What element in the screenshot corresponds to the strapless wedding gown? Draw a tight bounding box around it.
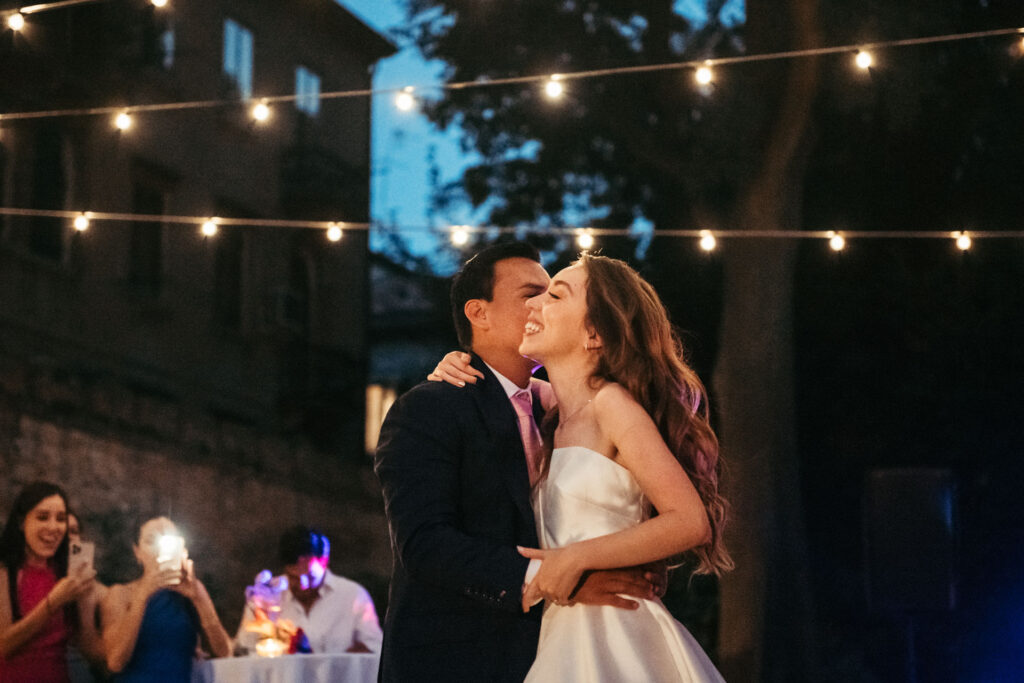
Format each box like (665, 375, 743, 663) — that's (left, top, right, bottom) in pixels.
(524, 446, 725, 683)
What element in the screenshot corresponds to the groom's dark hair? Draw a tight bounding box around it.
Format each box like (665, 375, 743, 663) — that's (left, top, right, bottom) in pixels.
(450, 241, 541, 349)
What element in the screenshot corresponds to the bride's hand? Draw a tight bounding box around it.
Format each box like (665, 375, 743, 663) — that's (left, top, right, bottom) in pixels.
(518, 546, 586, 610)
(427, 351, 484, 387)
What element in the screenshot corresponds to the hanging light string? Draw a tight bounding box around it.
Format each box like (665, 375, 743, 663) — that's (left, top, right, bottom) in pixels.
(4, 0, 166, 28)
(1, 26, 1023, 122)
(2, 20, 1022, 252)
(0, 207, 1021, 244)
(0, 207, 356, 230)
(14, 0, 113, 15)
(0, 88, 377, 123)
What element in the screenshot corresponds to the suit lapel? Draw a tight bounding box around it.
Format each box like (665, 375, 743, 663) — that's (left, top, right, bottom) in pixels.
(469, 355, 537, 538)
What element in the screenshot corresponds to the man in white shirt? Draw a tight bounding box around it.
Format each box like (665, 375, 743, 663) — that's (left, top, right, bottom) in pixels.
(235, 526, 382, 654)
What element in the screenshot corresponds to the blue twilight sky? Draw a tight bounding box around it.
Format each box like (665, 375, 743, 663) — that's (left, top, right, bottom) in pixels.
(339, 0, 744, 258)
(340, 0, 476, 257)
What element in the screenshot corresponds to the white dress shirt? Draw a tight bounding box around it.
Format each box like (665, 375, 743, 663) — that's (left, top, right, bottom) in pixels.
(235, 570, 383, 654)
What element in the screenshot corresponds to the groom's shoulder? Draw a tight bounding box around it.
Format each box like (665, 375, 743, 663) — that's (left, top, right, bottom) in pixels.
(394, 379, 480, 412)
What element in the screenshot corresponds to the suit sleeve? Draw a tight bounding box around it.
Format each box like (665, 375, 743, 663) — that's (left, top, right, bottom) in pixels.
(374, 385, 529, 614)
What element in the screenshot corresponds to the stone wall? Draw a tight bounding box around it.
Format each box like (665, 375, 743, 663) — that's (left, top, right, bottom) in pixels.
(0, 358, 393, 633)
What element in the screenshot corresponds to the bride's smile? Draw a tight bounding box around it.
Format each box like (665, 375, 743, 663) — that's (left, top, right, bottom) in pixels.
(518, 264, 592, 363)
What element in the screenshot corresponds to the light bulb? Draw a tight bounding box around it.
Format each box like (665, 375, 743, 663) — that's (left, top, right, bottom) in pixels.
(114, 111, 133, 131)
(7, 12, 24, 32)
(699, 230, 716, 252)
(73, 213, 90, 232)
(954, 231, 971, 251)
(828, 231, 846, 252)
(855, 50, 873, 70)
(251, 101, 271, 122)
(544, 76, 564, 99)
(450, 227, 470, 246)
(395, 87, 415, 112)
(151, 0, 168, 7)
(576, 231, 595, 250)
(695, 65, 713, 86)
(326, 223, 343, 242)
(201, 219, 219, 237)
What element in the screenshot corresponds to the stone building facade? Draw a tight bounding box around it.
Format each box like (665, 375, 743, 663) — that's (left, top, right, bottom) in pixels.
(0, 0, 395, 623)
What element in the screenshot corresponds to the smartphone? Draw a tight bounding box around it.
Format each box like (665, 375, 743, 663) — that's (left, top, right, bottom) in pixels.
(156, 534, 185, 581)
(69, 540, 95, 575)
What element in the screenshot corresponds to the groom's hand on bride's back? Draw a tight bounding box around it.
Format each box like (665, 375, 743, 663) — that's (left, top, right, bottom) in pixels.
(642, 561, 669, 598)
(568, 566, 662, 610)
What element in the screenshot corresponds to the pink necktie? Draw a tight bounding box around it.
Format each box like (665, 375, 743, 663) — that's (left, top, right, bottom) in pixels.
(511, 388, 543, 485)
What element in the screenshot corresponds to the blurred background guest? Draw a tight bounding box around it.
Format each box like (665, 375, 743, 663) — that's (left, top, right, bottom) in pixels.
(235, 526, 382, 655)
(100, 517, 229, 682)
(0, 481, 100, 683)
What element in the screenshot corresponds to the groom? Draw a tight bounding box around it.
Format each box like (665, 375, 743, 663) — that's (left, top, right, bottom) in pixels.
(374, 242, 658, 682)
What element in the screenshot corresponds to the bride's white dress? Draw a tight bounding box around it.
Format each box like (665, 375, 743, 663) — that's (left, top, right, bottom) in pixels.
(524, 446, 725, 683)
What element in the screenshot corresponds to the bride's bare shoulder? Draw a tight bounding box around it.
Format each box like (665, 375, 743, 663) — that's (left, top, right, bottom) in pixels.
(593, 382, 642, 415)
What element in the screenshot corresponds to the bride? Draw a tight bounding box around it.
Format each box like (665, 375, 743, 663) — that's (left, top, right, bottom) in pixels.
(438, 253, 732, 681)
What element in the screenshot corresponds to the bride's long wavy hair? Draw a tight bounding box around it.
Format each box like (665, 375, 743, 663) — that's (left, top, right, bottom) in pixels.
(573, 253, 732, 576)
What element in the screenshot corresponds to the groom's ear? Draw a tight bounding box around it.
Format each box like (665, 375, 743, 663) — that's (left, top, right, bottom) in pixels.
(586, 327, 603, 349)
(464, 299, 490, 331)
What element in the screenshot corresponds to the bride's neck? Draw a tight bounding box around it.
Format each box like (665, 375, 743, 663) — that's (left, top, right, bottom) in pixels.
(546, 357, 598, 417)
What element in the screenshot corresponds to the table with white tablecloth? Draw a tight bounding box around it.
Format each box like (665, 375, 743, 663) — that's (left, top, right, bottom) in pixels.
(191, 653, 379, 683)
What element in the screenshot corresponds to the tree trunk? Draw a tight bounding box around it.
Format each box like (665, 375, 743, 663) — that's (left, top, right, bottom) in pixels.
(714, 1, 821, 681)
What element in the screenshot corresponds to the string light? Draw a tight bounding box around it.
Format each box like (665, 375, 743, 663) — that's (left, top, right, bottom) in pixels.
(954, 231, 972, 250)
(114, 111, 132, 131)
(695, 64, 714, 85)
(326, 222, 343, 242)
(450, 226, 470, 246)
(544, 75, 564, 99)
(73, 212, 90, 232)
(251, 100, 271, 123)
(394, 87, 416, 112)
(201, 218, 219, 237)
(2, 207, 1024, 247)
(855, 50, 874, 69)
(7, 12, 25, 31)
(699, 229, 717, 252)
(828, 231, 846, 251)
(576, 230, 595, 249)
(3, 27, 1022, 124)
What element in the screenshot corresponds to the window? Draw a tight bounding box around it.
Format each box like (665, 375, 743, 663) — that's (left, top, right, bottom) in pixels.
(160, 27, 175, 70)
(365, 384, 397, 453)
(295, 66, 321, 117)
(223, 18, 253, 99)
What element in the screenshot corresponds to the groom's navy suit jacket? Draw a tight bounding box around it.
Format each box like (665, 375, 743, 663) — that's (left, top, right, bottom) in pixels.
(374, 355, 544, 682)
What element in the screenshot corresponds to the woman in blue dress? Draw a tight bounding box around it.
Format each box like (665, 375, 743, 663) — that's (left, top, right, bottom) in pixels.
(100, 517, 230, 682)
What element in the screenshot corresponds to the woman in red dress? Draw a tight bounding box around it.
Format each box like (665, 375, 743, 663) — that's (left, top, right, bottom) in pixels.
(0, 482, 99, 682)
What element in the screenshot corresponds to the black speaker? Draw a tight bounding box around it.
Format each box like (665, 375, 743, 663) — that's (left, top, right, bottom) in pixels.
(863, 468, 956, 613)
